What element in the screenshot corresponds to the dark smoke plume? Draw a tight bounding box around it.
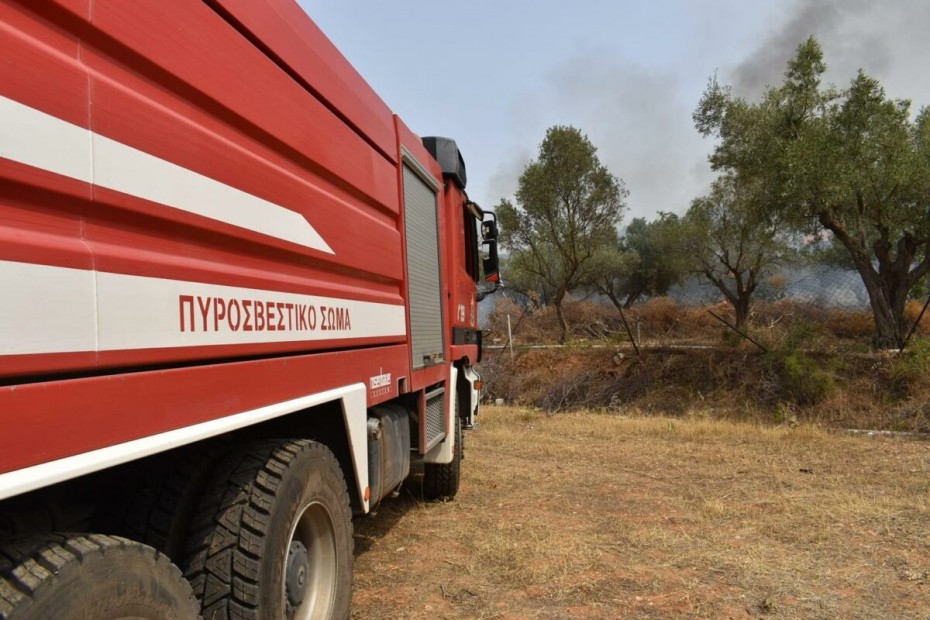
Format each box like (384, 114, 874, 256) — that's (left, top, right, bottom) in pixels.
(730, 0, 928, 103)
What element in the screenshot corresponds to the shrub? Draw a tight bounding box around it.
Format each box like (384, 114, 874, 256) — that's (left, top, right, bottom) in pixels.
(720, 328, 742, 347)
(905, 300, 930, 335)
(766, 321, 836, 405)
(891, 337, 930, 392)
(779, 351, 836, 404)
(784, 320, 819, 350)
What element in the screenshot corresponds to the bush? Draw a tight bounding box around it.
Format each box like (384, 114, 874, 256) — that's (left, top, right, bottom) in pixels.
(761, 322, 836, 405)
(777, 351, 836, 405)
(904, 300, 930, 335)
(629, 297, 718, 342)
(891, 337, 930, 392)
(782, 320, 819, 350)
(720, 328, 742, 347)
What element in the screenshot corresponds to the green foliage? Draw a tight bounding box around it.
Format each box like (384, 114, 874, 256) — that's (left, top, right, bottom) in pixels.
(782, 320, 819, 351)
(779, 352, 835, 404)
(682, 175, 796, 327)
(798, 232, 857, 270)
(909, 279, 930, 301)
(767, 322, 836, 405)
(891, 337, 930, 391)
(502, 249, 560, 308)
(696, 36, 930, 348)
(720, 328, 742, 347)
(767, 350, 836, 406)
(596, 213, 688, 309)
(497, 126, 628, 343)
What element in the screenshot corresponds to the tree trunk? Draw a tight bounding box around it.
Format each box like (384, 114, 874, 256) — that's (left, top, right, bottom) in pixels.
(820, 212, 909, 350)
(734, 294, 752, 329)
(622, 291, 641, 309)
(602, 288, 623, 314)
(601, 286, 640, 354)
(554, 291, 569, 344)
(858, 270, 908, 349)
(839, 258, 901, 349)
(701, 269, 753, 329)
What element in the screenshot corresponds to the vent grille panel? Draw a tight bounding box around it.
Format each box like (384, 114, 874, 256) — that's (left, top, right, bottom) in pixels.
(424, 389, 445, 451)
(403, 164, 444, 369)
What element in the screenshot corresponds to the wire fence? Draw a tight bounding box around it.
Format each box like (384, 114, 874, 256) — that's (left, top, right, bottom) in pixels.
(480, 266, 930, 355)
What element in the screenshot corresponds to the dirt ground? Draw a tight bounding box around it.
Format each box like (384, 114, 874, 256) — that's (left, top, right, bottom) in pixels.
(350, 406, 930, 619)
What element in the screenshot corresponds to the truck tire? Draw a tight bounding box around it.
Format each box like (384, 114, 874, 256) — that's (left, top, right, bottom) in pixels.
(422, 413, 463, 501)
(119, 442, 231, 560)
(0, 533, 200, 619)
(183, 439, 353, 620)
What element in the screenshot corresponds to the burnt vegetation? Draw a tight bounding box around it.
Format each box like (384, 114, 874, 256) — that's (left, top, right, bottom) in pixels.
(480, 296, 930, 432)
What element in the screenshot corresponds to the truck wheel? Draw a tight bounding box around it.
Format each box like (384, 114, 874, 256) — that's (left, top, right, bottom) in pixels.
(120, 442, 231, 560)
(422, 412, 463, 501)
(0, 533, 200, 619)
(183, 439, 353, 620)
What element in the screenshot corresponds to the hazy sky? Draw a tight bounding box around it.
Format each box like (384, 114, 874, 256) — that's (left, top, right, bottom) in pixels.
(303, 1, 929, 223)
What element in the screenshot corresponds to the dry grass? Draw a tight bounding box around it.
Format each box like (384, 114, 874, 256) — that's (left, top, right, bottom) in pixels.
(351, 406, 930, 619)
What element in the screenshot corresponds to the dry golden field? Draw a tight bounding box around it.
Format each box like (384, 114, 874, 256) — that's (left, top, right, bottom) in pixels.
(351, 406, 930, 619)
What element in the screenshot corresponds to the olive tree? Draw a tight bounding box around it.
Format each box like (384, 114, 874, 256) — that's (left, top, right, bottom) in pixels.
(683, 175, 795, 327)
(497, 126, 628, 343)
(696, 38, 930, 348)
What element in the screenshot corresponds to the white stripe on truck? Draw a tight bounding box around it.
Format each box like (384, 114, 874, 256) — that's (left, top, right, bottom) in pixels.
(0, 95, 333, 253)
(0, 261, 405, 355)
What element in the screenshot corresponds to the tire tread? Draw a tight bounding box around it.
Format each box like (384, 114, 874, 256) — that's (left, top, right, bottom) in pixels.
(0, 533, 199, 619)
(120, 443, 231, 560)
(183, 439, 352, 619)
(423, 415, 463, 500)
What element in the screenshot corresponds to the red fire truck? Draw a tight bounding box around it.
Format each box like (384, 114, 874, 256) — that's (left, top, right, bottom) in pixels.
(0, 1, 499, 617)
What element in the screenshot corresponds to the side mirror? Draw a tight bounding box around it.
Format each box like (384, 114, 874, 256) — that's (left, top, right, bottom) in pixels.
(481, 219, 498, 242)
(480, 213, 500, 283)
(482, 239, 500, 283)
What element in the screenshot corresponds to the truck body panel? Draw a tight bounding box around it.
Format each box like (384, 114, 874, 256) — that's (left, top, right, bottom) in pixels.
(0, 0, 485, 505)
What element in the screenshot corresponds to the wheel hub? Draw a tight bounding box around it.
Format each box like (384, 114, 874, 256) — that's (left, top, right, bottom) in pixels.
(285, 539, 310, 608)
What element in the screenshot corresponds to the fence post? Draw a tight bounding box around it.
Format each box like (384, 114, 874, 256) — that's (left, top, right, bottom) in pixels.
(507, 314, 514, 360)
